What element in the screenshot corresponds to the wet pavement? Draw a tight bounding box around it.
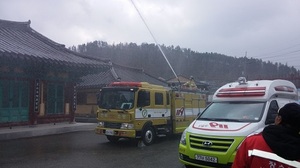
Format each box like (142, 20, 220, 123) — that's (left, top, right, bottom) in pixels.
(0, 130, 184, 168)
(0, 122, 97, 141)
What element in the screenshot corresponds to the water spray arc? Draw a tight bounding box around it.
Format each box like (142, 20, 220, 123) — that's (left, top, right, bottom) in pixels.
(130, 0, 179, 82)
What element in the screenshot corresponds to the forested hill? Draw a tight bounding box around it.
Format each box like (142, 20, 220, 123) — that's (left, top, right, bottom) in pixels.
(69, 40, 299, 86)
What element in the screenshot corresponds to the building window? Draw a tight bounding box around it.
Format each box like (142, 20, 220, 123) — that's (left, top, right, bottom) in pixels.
(77, 92, 87, 105)
(76, 92, 96, 105)
(86, 93, 97, 104)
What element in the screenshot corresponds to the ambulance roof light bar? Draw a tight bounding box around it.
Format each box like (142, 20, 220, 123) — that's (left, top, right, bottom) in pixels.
(216, 87, 266, 97)
(274, 86, 295, 93)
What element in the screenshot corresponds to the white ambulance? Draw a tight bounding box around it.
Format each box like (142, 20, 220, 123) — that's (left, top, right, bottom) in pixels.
(179, 77, 298, 168)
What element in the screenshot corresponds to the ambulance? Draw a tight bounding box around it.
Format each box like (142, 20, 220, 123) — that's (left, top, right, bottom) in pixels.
(95, 80, 207, 146)
(178, 77, 298, 168)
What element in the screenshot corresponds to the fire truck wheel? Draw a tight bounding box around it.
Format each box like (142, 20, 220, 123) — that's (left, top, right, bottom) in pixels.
(106, 135, 120, 143)
(142, 126, 156, 146)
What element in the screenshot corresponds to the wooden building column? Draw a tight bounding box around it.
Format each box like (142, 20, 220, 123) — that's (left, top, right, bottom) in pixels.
(39, 81, 45, 116)
(64, 82, 76, 123)
(29, 79, 37, 125)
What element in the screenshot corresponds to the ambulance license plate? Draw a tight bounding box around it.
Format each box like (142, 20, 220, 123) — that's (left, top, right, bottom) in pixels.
(195, 154, 218, 163)
(105, 129, 114, 135)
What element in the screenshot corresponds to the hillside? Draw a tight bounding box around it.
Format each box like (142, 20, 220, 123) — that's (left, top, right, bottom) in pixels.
(70, 41, 299, 89)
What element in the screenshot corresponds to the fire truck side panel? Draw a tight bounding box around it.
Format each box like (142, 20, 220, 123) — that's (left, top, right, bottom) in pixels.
(95, 81, 207, 145)
(172, 91, 206, 134)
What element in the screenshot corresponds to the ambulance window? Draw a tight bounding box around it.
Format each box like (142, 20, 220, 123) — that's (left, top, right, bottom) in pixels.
(137, 90, 150, 107)
(199, 102, 265, 122)
(155, 92, 163, 105)
(265, 100, 279, 125)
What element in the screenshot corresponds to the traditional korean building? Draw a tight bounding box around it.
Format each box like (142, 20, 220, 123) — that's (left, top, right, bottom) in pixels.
(0, 19, 110, 127)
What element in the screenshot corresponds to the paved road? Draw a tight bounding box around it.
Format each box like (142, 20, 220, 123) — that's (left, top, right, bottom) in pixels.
(0, 130, 186, 168)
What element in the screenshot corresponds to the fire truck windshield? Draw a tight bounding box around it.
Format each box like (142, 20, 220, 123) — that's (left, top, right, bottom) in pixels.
(98, 89, 135, 110)
(198, 102, 265, 122)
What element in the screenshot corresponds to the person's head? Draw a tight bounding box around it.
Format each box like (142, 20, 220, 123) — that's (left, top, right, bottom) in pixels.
(275, 102, 300, 132)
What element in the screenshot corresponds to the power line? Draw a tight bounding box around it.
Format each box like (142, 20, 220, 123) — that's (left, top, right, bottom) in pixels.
(249, 43, 300, 68)
(254, 43, 300, 59)
(130, 0, 179, 79)
(250, 40, 300, 63)
(258, 49, 300, 60)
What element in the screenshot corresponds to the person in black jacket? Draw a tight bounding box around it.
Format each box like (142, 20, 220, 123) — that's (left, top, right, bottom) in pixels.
(232, 102, 300, 168)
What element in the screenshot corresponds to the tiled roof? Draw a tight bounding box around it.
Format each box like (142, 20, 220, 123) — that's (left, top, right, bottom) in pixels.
(78, 63, 168, 88)
(79, 70, 115, 88)
(0, 19, 110, 68)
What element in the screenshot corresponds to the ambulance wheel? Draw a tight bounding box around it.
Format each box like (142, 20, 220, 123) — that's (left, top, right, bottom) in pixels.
(142, 126, 156, 146)
(106, 135, 120, 143)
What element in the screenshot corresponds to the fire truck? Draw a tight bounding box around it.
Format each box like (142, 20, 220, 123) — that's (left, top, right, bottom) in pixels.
(95, 80, 207, 145)
(179, 77, 298, 167)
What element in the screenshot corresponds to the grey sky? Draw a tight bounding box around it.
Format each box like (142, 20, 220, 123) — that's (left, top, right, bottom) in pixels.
(1, 0, 300, 69)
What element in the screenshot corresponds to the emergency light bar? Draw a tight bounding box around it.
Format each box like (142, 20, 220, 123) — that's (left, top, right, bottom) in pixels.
(110, 82, 142, 87)
(274, 86, 295, 92)
(216, 87, 266, 97)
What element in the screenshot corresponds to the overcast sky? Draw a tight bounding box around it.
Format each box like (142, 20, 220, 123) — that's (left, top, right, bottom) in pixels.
(1, 0, 300, 69)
